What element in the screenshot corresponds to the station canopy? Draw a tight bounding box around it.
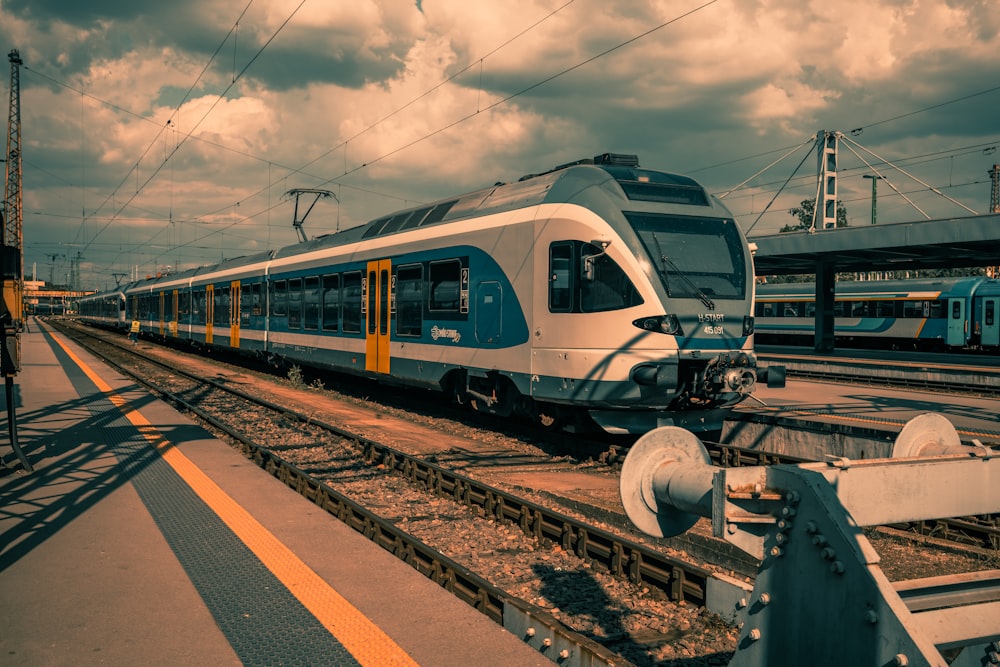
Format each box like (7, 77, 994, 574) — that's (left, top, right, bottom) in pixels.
(750, 213, 1000, 276)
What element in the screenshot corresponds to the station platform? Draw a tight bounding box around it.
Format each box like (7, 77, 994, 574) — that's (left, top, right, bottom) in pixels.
(726, 375, 1000, 460)
(0, 319, 550, 666)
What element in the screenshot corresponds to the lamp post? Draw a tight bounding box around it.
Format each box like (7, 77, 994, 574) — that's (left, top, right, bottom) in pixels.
(862, 174, 882, 224)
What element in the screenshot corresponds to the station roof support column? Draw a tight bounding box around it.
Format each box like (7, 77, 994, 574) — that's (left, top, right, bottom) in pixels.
(815, 262, 835, 353)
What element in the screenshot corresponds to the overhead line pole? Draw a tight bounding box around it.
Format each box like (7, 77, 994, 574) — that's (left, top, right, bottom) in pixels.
(2, 49, 31, 472)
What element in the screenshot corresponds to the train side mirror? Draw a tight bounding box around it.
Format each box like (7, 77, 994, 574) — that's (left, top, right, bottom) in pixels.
(581, 240, 611, 282)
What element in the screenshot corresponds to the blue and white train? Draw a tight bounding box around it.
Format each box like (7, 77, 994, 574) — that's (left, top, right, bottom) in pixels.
(78, 153, 781, 434)
(755, 276, 1000, 351)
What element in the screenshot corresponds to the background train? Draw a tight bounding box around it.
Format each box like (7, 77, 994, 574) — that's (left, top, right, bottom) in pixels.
(755, 276, 1000, 351)
(78, 152, 783, 434)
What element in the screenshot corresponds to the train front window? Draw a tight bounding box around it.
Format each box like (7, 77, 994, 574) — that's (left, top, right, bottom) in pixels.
(627, 213, 746, 300)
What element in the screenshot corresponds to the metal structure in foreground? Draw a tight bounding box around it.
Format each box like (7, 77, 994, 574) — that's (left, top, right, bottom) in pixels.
(1, 49, 30, 472)
(620, 413, 999, 667)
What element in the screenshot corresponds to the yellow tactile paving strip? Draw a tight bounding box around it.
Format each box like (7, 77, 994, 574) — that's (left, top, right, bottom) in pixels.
(48, 326, 419, 667)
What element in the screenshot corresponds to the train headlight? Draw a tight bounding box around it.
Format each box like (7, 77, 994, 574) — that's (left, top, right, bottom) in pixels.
(632, 314, 683, 335)
(743, 316, 755, 336)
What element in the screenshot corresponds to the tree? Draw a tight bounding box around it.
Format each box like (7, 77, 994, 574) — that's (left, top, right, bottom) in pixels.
(781, 199, 849, 232)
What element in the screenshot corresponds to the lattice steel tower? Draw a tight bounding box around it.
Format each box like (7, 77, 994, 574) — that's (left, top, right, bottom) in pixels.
(1, 49, 30, 471)
(990, 164, 999, 214)
(2, 49, 24, 376)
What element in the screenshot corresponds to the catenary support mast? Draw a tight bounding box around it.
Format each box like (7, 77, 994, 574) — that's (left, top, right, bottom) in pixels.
(2, 49, 31, 472)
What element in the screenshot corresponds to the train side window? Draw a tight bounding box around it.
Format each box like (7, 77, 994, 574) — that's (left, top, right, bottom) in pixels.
(367, 270, 377, 335)
(379, 269, 390, 335)
(179, 291, 190, 316)
(429, 260, 461, 312)
(929, 300, 943, 318)
(579, 242, 643, 312)
(833, 301, 845, 317)
(902, 300, 922, 318)
(875, 300, 895, 317)
(214, 286, 228, 326)
(549, 243, 573, 312)
(951, 300, 962, 319)
(192, 289, 204, 319)
(272, 280, 287, 317)
(987, 300, 995, 326)
(250, 282, 262, 316)
(288, 278, 303, 329)
(804, 302, 816, 317)
(322, 274, 340, 332)
(760, 302, 776, 317)
(342, 271, 362, 334)
(303, 276, 320, 330)
(396, 264, 423, 337)
(781, 302, 800, 317)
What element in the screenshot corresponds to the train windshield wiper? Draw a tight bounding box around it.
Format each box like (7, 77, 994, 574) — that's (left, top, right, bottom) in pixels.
(651, 234, 716, 310)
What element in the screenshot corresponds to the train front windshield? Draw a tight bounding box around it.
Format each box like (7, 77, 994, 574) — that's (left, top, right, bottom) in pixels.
(626, 213, 747, 300)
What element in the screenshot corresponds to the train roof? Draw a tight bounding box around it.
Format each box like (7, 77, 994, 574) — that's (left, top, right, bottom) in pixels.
(92, 153, 732, 295)
(270, 152, 724, 261)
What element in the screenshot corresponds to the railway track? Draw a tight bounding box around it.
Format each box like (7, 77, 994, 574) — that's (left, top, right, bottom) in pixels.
(758, 349, 1000, 398)
(61, 319, 1000, 554)
(51, 319, 742, 666)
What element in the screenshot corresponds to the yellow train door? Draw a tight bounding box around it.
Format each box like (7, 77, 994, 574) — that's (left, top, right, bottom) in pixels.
(206, 284, 214, 344)
(230, 280, 241, 347)
(365, 259, 391, 374)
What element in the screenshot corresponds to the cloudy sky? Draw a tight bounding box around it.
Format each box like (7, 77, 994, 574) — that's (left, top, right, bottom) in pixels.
(3, 0, 998, 290)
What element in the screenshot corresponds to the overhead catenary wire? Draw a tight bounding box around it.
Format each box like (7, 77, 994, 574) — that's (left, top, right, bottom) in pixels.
(141, 0, 727, 269)
(81, 1, 307, 260)
(838, 133, 978, 216)
(75, 0, 586, 272)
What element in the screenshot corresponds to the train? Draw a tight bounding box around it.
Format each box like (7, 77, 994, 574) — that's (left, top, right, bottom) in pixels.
(754, 276, 1000, 351)
(77, 152, 783, 434)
